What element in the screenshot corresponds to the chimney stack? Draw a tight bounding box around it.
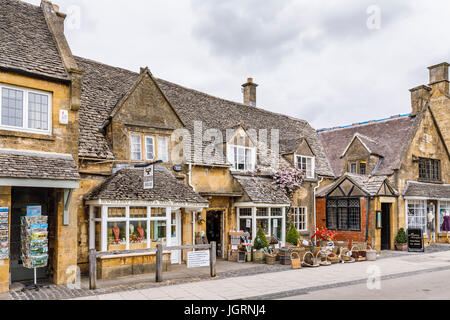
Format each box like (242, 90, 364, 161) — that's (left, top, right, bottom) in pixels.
(242, 78, 258, 106)
(409, 85, 431, 115)
(428, 62, 449, 95)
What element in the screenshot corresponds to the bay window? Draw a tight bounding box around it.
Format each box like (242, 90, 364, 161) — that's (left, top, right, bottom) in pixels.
(92, 206, 171, 252)
(0, 84, 52, 134)
(295, 155, 315, 178)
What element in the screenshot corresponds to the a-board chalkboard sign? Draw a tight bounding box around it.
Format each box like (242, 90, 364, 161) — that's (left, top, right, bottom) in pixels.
(408, 228, 424, 252)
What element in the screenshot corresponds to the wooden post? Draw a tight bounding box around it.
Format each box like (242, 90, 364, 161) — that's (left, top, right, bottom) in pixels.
(89, 249, 97, 290)
(155, 244, 163, 283)
(210, 241, 216, 278)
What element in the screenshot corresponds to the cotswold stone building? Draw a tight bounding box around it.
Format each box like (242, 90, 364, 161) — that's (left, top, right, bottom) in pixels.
(0, 0, 448, 293)
(316, 63, 450, 251)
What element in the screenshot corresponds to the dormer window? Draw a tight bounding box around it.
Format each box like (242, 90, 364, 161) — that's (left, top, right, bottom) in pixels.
(349, 162, 357, 174)
(228, 145, 256, 171)
(360, 162, 367, 175)
(295, 155, 315, 179)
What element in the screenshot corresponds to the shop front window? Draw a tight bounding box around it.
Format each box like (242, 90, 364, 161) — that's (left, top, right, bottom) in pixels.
(129, 221, 147, 249)
(237, 207, 285, 242)
(107, 222, 126, 251)
(150, 220, 167, 245)
(439, 201, 450, 232)
(407, 200, 427, 232)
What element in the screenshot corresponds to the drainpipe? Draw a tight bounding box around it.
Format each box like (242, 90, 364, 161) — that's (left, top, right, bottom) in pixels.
(313, 177, 324, 244)
(192, 211, 196, 252)
(365, 196, 370, 242)
(188, 163, 195, 192)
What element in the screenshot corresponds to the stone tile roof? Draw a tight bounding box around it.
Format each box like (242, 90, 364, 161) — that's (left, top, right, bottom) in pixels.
(85, 166, 209, 205)
(318, 115, 422, 176)
(0, 0, 69, 81)
(403, 181, 450, 200)
(234, 175, 290, 205)
(74, 57, 334, 176)
(316, 173, 395, 197)
(0, 149, 80, 180)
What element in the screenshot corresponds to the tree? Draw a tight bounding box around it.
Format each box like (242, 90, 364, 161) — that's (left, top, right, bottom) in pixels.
(253, 227, 269, 250)
(286, 222, 299, 246)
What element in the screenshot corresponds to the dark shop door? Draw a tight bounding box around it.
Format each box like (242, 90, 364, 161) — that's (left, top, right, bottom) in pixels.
(381, 203, 391, 250)
(10, 187, 52, 282)
(206, 211, 222, 257)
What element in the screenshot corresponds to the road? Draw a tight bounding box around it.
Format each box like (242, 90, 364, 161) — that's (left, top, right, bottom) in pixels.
(280, 268, 450, 300)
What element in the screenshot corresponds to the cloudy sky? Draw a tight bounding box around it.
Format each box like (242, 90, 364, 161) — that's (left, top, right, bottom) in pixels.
(25, 0, 450, 129)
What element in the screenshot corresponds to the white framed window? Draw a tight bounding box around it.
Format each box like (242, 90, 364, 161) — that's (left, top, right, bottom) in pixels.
(145, 136, 155, 161)
(130, 134, 142, 160)
(292, 207, 308, 232)
(295, 155, 315, 178)
(0, 84, 52, 135)
(228, 145, 256, 171)
(407, 200, 427, 232)
(439, 201, 450, 233)
(93, 206, 170, 252)
(158, 136, 169, 162)
(237, 207, 285, 242)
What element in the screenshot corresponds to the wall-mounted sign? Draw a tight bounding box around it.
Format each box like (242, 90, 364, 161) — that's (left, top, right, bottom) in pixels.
(173, 165, 183, 172)
(27, 206, 42, 217)
(143, 165, 154, 190)
(187, 250, 210, 268)
(59, 110, 69, 125)
(376, 211, 382, 229)
(408, 229, 424, 252)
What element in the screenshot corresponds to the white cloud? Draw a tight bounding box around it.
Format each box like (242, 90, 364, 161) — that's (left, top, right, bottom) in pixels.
(24, 0, 450, 129)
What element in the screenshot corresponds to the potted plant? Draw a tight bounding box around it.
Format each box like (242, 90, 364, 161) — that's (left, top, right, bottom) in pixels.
(253, 227, 269, 263)
(395, 228, 408, 251)
(312, 227, 338, 247)
(286, 222, 300, 247)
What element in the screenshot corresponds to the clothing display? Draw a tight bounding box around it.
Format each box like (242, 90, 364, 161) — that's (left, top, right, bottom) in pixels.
(427, 212, 435, 232)
(442, 216, 450, 232)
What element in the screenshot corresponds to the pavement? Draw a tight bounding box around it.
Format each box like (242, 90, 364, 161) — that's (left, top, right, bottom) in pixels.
(3, 245, 449, 300)
(71, 249, 450, 300)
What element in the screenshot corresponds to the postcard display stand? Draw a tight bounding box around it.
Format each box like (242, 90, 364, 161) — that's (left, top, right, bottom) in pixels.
(0, 208, 9, 260)
(21, 215, 49, 291)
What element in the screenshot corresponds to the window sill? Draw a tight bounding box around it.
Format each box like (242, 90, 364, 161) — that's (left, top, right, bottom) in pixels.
(99, 250, 171, 260)
(417, 179, 443, 184)
(0, 129, 55, 141)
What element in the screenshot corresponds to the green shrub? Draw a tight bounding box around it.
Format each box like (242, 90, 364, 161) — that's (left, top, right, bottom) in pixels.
(395, 228, 407, 244)
(286, 222, 299, 246)
(253, 227, 269, 250)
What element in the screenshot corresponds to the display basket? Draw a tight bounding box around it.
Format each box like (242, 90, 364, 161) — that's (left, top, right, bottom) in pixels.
(253, 250, 265, 264)
(339, 247, 355, 263)
(265, 253, 277, 265)
(291, 252, 302, 269)
(351, 245, 367, 262)
(302, 251, 320, 268)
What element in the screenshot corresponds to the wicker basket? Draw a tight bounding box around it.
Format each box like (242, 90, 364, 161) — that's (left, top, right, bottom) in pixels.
(291, 252, 302, 269)
(253, 250, 265, 264)
(265, 253, 277, 265)
(351, 245, 367, 262)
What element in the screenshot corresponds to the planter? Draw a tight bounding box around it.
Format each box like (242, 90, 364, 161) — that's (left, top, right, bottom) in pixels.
(395, 243, 408, 251)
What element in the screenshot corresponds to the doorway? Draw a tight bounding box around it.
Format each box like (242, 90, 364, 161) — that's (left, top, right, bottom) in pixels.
(381, 203, 391, 250)
(170, 209, 182, 264)
(10, 187, 55, 283)
(206, 211, 223, 257)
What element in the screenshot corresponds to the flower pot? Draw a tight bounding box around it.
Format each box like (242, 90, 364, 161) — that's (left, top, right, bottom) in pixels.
(253, 250, 265, 264)
(395, 243, 408, 251)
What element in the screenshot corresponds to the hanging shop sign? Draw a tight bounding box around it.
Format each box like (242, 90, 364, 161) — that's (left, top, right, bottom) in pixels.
(0, 208, 9, 260)
(376, 211, 382, 229)
(407, 228, 424, 253)
(143, 165, 154, 190)
(187, 250, 210, 268)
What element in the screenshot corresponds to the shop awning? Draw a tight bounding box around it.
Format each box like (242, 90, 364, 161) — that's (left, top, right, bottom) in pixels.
(403, 181, 450, 200)
(85, 166, 209, 209)
(233, 174, 290, 205)
(0, 149, 80, 188)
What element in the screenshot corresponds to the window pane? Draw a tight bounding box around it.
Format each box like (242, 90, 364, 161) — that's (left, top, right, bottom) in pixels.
(158, 137, 169, 162)
(108, 207, 126, 218)
(28, 92, 48, 130)
(239, 208, 252, 217)
(1, 88, 23, 127)
(131, 135, 142, 160)
(129, 221, 147, 249)
(271, 218, 282, 240)
(239, 218, 252, 235)
(150, 221, 167, 244)
(271, 208, 282, 217)
(107, 222, 126, 251)
(145, 137, 155, 160)
(151, 208, 166, 218)
(256, 218, 269, 236)
(130, 207, 147, 219)
(408, 200, 427, 231)
(256, 208, 268, 217)
(439, 202, 450, 232)
(327, 200, 337, 230)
